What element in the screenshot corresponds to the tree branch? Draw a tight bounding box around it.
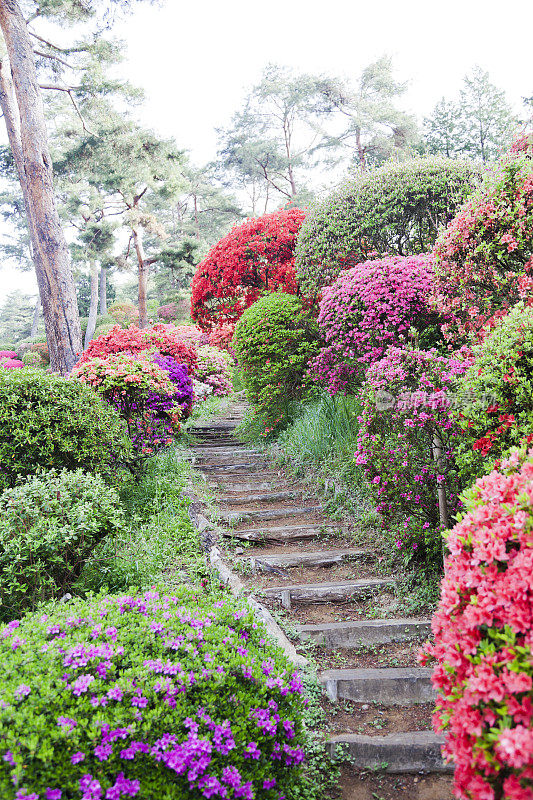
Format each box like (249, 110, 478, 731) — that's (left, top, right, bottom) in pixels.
(34, 49, 74, 69)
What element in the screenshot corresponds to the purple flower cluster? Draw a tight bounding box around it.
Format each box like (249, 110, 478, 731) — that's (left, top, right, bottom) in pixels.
(152, 354, 194, 417)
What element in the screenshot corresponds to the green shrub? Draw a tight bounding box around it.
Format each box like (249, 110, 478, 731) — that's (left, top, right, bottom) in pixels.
(454, 302, 533, 488)
(0, 589, 305, 799)
(0, 469, 124, 620)
(295, 157, 480, 294)
(233, 293, 320, 431)
(21, 350, 44, 368)
(0, 369, 132, 490)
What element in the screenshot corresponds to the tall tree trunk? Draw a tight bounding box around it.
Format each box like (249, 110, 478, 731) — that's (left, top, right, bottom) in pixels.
(193, 193, 200, 240)
(99, 266, 107, 315)
(30, 293, 40, 338)
(132, 225, 148, 328)
(84, 264, 99, 349)
(0, 1, 82, 374)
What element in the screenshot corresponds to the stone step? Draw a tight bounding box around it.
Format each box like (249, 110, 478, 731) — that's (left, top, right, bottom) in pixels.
(224, 505, 323, 523)
(263, 578, 395, 606)
(220, 491, 299, 505)
(200, 464, 267, 473)
(245, 548, 370, 570)
(320, 667, 435, 705)
(327, 732, 451, 774)
(296, 618, 432, 648)
(193, 449, 262, 457)
(223, 524, 337, 542)
(211, 481, 285, 492)
(197, 458, 265, 468)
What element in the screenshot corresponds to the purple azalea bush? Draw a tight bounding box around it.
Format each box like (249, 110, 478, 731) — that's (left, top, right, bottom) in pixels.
(152, 354, 194, 417)
(0, 589, 305, 800)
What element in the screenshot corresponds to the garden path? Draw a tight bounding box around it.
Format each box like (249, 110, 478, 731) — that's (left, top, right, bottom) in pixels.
(188, 403, 454, 800)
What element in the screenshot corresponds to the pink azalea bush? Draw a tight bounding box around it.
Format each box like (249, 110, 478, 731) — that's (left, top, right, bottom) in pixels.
(420, 442, 533, 800)
(310, 255, 444, 394)
(0, 588, 305, 800)
(354, 346, 473, 566)
(157, 303, 180, 321)
(208, 323, 236, 353)
(432, 135, 533, 342)
(0, 358, 24, 370)
(195, 346, 234, 397)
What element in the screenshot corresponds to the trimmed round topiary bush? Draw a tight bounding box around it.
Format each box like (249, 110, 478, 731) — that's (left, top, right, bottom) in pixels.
(0, 588, 305, 799)
(233, 293, 320, 431)
(191, 208, 306, 331)
(432, 137, 533, 342)
(0, 469, 124, 620)
(295, 157, 479, 294)
(453, 302, 533, 490)
(310, 254, 445, 394)
(420, 441, 533, 800)
(0, 369, 132, 490)
(354, 346, 473, 567)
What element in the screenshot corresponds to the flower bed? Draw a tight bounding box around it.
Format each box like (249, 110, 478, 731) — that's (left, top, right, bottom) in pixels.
(0, 588, 305, 800)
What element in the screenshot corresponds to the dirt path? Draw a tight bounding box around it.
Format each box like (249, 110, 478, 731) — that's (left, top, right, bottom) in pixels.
(188, 404, 453, 800)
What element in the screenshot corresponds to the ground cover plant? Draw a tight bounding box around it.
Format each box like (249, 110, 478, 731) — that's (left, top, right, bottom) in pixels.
(191, 208, 305, 331)
(295, 157, 479, 294)
(233, 293, 320, 432)
(432, 136, 533, 342)
(354, 346, 473, 568)
(421, 442, 533, 800)
(310, 254, 445, 394)
(0, 588, 306, 800)
(0, 369, 131, 490)
(0, 469, 124, 621)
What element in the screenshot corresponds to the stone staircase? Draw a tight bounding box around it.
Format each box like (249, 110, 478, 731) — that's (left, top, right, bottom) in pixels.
(187, 405, 453, 800)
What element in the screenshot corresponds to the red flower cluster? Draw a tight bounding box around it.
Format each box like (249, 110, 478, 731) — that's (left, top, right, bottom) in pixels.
(78, 324, 197, 374)
(191, 208, 305, 331)
(420, 443, 533, 799)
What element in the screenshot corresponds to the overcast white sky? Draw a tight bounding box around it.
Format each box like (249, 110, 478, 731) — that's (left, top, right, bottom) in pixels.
(2, 0, 532, 302)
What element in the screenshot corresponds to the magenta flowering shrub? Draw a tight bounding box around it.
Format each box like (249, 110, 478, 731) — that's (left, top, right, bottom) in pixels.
(152, 354, 194, 418)
(195, 346, 234, 397)
(310, 255, 444, 394)
(420, 443, 533, 799)
(354, 346, 473, 565)
(0, 355, 24, 370)
(0, 588, 305, 800)
(0, 351, 17, 359)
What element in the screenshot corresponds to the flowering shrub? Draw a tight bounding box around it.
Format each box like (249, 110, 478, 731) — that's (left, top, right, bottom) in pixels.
(0, 470, 124, 620)
(29, 341, 50, 364)
(420, 442, 533, 799)
(79, 324, 197, 375)
(233, 293, 320, 432)
(453, 302, 533, 489)
(171, 325, 208, 347)
(152, 353, 194, 418)
(295, 158, 479, 294)
(310, 255, 445, 394)
(74, 353, 182, 457)
(0, 350, 17, 359)
(191, 208, 306, 331)
(208, 323, 236, 352)
(193, 379, 213, 403)
(0, 357, 24, 369)
(432, 138, 533, 341)
(157, 303, 179, 321)
(0, 588, 305, 799)
(107, 302, 139, 328)
(195, 346, 234, 397)
(354, 346, 473, 566)
(22, 351, 44, 368)
(0, 370, 131, 491)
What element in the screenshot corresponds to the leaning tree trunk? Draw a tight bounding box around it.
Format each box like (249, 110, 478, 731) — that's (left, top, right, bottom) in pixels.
(84, 264, 99, 349)
(30, 293, 40, 337)
(132, 224, 148, 328)
(0, 1, 82, 374)
(99, 266, 107, 314)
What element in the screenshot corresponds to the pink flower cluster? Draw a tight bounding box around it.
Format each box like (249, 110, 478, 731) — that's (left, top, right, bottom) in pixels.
(0, 351, 24, 370)
(309, 255, 442, 394)
(420, 443, 533, 799)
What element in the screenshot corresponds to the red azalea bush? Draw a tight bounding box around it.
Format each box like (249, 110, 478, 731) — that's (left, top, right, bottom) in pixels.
(171, 325, 208, 348)
(191, 208, 306, 331)
(432, 136, 533, 342)
(79, 325, 197, 374)
(420, 442, 533, 800)
(208, 323, 236, 352)
(354, 346, 473, 567)
(310, 255, 445, 395)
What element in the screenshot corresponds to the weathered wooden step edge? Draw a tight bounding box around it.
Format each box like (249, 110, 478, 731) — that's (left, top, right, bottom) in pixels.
(263, 578, 395, 606)
(296, 617, 431, 647)
(224, 524, 339, 541)
(327, 731, 452, 774)
(243, 548, 371, 570)
(319, 667, 435, 705)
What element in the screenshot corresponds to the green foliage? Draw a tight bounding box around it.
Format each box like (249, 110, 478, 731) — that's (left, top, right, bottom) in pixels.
(295, 157, 480, 293)
(0, 369, 132, 490)
(0, 469, 124, 620)
(0, 588, 305, 800)
(21, 350, 44, 368)
(454, 303, 533, 488)
(233, 293, 320, 431)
